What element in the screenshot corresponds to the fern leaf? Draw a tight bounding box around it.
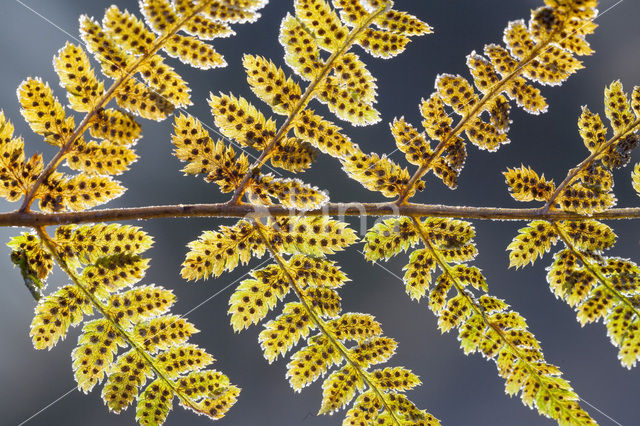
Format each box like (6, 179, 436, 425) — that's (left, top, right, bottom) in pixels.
(135, 315, 198, 353)
(508, 221, 559, 269)
(156, 344, 214, 379)
(80, 15, 133, 78)
(364, 217, 419, 261)
(37, 172, 124, 212)
(259, 301, 315, 363)
(202, 0, 265, 24)
(104, 5, 157, 55)
(228, 265, 289, 332)
(633, 162, 640, 195)
(435, 74, 479, 116)
(270, 137, 317, 173)
(140, 0, 179, 34)
(464, 117, 510, 152)
(102, 350, 152, 411)
(30, 284, 92, 349)
(171, 113, 248, 191)
(578, 106, 606, 153)
(54, 42, 105, 113)
(351, 336, 397, 368)
(327, 312, 382, 342)
(108, 285, 175, 327)
(289, 255, 348, 288)
(54, 224, 153, 265)
(332, 53, 377, 104)
(136, 379, 173, 425)
(287, 337, 343, 391)
(8, 232, 54, 285)
(73, 319, 124, 393)
(115, 79, 176, 121)
(89, 108, 142, 146)
(557, 220, 616, 252)
(356, 28, 410, 59)
(67, 139, 137, 176)
(371, 367, 421, 392)
(555, 181, 617, 215)
(209, 93, 276, 149)
(279, 13, 322, 81)
(305, 287, 341, 318)
(604, 80, 635, 134)
(18, 78, 74, 146)
(251, 175, 329, 210)
(319, 365, 362, 414)
(420, 92, 456, 142)
(81, 254, 150, 299)
(244, 54, 302, 115)
(273, 216, 358, 256)
(293, 109, 359, 157)
(631, 86, 640, 119)
(178, 383, 241, 420)
(373, 8, 432, 36)
(0, 112, 42, 202)
(342, 150, 423, 198)
(163, 34, 226, 69)
(504, 165, 555, 202)
(182, 220, 265, 281)
(295, 0, 349, 53)
(174, 1, 235, 40)
(422, 217, 475, 249)
(138, 55, 192, 108)
(317, 75, 380, 125)
(391, 117, 431, 166)
(403, 248, 436, 301)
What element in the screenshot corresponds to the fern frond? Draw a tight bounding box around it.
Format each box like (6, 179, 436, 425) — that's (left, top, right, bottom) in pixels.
(397, 217, 596, 424)
(29, 224, 239, 425)
(389, 0, 599, 203)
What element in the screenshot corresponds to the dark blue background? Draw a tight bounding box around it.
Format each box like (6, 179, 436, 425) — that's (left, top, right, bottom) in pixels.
(1, 1, 639, 425)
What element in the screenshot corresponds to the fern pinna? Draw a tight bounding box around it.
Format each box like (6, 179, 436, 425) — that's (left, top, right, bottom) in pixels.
(3, 0, 268, 424)
(176, 1, 437, 423)
(2, 0, 640, 424)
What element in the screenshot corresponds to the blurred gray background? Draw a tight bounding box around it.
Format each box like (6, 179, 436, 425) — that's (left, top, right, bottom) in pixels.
(1, 0, 639, 425)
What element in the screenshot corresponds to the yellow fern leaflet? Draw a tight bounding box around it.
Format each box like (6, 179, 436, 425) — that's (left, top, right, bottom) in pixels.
(244, 54, 302, 115)
(504, 165, 555, 202)
(18, 78, 74, 146)
(209, 93, 277, 149)
(54, 43, 105, 113)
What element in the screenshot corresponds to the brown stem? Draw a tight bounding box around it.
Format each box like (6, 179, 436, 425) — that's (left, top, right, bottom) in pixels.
(4, 203, 640, 227)
(252, 222, 402, 425)
(19, 0, 217, 212)
(227, 3, 392, 205)
(542, 118, 640, 213)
